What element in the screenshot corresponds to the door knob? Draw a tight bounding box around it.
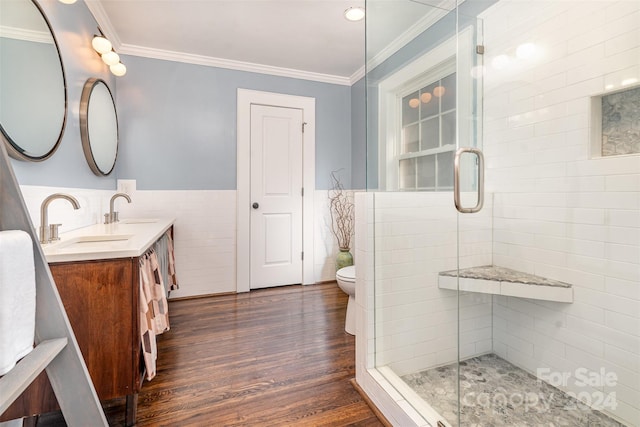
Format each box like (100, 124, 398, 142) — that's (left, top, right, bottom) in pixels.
(252, 202, 259, 209)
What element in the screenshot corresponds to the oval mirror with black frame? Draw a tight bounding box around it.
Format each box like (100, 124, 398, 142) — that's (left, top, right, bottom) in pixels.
(80, 78, 118, 176)
(0, 0, 67, 161)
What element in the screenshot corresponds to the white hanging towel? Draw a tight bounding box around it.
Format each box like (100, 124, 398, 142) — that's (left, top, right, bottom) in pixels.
(0, 230, 36, 375)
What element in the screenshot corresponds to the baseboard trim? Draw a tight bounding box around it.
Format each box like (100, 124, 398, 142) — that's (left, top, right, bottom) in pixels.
(350, 378, 393, 427)
(316, 279, 338, 285)
(169, 282, 338, 301)
(168, 291, 236, 301)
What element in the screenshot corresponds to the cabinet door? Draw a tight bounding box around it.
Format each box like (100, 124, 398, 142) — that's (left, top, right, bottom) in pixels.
(51, 258, 137, 399)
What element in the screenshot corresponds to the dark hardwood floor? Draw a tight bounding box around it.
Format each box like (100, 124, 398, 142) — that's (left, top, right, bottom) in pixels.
(37, 282, 383, 426)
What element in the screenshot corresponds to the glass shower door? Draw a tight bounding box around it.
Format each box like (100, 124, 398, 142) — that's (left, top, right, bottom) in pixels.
(365, 1, 485, 426)
(455, 1, 640, 426)
(366, 1, 639, 426)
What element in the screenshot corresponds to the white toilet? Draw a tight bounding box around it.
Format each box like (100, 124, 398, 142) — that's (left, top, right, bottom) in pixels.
(336, 265, 356, 335)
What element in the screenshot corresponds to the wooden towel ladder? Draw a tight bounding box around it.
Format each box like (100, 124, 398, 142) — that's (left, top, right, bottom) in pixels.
(0, 143, 107, 426)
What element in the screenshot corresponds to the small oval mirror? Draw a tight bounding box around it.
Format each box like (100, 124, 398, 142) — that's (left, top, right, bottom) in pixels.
(80, 78, 118, 176)
(0, 0, 67, 161)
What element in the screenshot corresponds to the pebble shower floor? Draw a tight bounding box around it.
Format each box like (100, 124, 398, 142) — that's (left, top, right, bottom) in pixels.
(401, 354, 625, 426)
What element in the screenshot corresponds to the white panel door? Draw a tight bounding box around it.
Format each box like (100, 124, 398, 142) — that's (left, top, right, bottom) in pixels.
(250, 104, 303, 289)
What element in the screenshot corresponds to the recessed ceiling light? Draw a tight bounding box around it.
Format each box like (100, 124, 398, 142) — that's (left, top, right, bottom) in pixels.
(344, 7, 365, 22)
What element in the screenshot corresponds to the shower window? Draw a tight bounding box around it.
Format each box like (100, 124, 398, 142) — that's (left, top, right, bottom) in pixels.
(398, 71, 456, 190)
(378, 31, 476, 191)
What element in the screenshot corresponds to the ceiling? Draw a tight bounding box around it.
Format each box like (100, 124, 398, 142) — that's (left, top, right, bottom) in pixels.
(86, 0, 453, 85)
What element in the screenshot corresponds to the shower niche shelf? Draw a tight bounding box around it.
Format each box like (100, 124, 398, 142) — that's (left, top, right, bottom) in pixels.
(438, 265, 573, 303)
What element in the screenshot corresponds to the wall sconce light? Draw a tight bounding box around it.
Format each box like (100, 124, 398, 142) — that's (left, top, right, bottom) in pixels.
(110, 63, 127, 77)
(91, 35, 112, 54)
(92, 34, 126, 77)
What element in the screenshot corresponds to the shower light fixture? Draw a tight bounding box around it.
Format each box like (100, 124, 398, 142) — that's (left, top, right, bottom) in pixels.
(91, 33, 127, 77)
(344, 7, 365, 22)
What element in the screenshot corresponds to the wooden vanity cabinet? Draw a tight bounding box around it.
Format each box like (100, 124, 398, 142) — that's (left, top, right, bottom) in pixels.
(50, 258, 141, 400)
(1, 257, 143, 425)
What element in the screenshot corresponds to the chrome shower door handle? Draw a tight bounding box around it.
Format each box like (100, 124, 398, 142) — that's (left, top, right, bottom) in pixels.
(454, 147, 484, 214)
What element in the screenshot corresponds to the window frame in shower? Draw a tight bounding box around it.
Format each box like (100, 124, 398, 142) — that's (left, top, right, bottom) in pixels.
(377, 27, 477, 192)
(396, 62, 457, 191)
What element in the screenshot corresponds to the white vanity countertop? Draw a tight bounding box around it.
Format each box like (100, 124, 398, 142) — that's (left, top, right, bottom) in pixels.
(42, 217, 175, 263)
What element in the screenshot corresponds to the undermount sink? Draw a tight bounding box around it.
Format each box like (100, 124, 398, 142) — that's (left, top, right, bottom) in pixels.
(55, 234, 133, 249)
(119, 218, 158, 224)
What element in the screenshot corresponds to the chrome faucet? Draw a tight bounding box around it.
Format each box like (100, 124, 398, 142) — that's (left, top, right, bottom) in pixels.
(105, 193, 132, 224)
(39, 193, 81, 244)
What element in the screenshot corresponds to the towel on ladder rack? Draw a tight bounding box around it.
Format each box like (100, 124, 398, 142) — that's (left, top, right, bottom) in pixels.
(139, 250, 170, 381)
(153, 231, 179, 298)
(0, 230, 36, 376)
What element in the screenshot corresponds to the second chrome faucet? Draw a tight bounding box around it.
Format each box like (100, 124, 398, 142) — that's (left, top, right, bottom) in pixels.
(105, 193, 132, 224)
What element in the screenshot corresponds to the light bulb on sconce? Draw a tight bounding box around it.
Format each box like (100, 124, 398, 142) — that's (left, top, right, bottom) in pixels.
(91, 32, 126, 77)
(101, 51, 120, 66)
(92, 35, 112, 54)
(433, 86, 446, 97)
(110, 63, 127, 77)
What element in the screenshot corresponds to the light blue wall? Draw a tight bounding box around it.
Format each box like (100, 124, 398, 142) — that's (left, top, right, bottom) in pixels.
(6, 1, 353, 192)
(115, 55, 352, 191)
(6, 1, 495, 192)
(8, 0, 116, 189)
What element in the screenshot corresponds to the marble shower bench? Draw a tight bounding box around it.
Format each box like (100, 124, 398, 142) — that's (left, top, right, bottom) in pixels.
(438, 265, 573, 303)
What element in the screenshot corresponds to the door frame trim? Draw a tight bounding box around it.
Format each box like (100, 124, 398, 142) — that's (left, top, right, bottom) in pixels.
(237, 88, 316, 292)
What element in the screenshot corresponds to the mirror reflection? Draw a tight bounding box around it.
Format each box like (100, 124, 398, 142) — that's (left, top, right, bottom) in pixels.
(0, 0, 66, 161)
(80, 78, 118, 176)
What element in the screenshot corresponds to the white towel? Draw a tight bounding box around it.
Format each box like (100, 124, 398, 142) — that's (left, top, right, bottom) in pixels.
(0, 230, 36, 376)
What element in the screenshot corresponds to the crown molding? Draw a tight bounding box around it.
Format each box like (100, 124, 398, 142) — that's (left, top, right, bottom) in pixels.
(365, 3, 451, 72)
(84, 0, 121, 49)
(84, 0, 457, 87)
(346, 0, 453, 85)
(118, 44, 353, 86)
(349, 65, 366, 85)
(0, 26, 52, 44)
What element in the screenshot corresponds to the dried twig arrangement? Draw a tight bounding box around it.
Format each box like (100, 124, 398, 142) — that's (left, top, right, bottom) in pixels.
(328, 171, 354, 250)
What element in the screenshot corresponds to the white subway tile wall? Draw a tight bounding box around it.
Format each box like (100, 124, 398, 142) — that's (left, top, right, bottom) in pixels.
(118, 189, 342, 296)
(20, 187, 341, 298)
(116, 190, 237, 297)
(369, 192, 493, 376)
(483, 0, 640, 424)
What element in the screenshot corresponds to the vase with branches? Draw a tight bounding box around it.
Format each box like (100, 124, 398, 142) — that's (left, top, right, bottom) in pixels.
(328, 171, 355, 270)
